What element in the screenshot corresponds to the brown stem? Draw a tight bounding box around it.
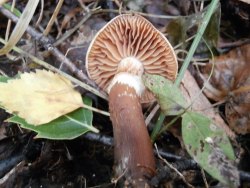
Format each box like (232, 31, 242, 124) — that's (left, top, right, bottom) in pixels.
(109, 83, 155, 187)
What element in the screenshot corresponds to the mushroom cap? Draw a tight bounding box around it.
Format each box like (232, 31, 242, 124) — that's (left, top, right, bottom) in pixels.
(86, 14, 178, 103)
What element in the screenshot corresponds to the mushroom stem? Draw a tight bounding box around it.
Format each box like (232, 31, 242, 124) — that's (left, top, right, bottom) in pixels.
(86, 14, 178, 187)
(109, 81, 156, 187)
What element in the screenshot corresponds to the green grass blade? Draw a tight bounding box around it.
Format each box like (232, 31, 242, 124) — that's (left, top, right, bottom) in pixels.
(174, 0, 219, 86)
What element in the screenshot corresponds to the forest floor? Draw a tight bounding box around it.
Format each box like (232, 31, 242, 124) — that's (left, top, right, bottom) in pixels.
(0, 0, 250, 187)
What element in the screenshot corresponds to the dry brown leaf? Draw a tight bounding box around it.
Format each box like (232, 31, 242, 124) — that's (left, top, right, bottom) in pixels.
(225, 68, 250, 134)
(238, 0, 250, 4)
(180, 70, 236, 139)
(200, 43, 250, 134)
(60, 7, 82, 32)
(0, 70, 83, 125)
(201, 44, 249, 99)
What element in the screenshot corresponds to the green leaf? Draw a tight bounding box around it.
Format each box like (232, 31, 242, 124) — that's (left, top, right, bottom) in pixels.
(182, 111, 239, 187)
(203, 3, 221, 48)
(143, 74, 187, 115)
(166, 18, 187, 46)
(175, 0, 220, 86)
(0, 75, 10, 82)
(7, 97, 99, 140)
(2, 3, 22, 17)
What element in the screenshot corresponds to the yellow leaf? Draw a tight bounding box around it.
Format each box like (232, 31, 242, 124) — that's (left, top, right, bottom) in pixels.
(0, 70, 83, 125)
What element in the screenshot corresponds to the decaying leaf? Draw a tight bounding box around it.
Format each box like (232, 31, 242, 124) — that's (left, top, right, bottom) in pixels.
(166, 3, 220, 48)
(59, 7, 82, 32)
(144, 73, 238, 186)
(0, 69, 83, 125)
(182, 111, 239, 187)
(200, 43, 250, 134)
(203, 5, 221, 48)
(225, 75, 250, 135)
(166, 17, 187, 46)
(180, 70, 235, 139)
(143, 74, 187, 116)
(238, 0, 250, 4)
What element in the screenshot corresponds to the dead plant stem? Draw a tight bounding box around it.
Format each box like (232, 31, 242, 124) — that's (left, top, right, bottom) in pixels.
(93, 8, 179, 19)
(35, 0, 44, 28)
(155, 144, 195, 188)
(43, 0, 64, 36)
(0, 6, 108, 99)
(53, 10, 92, 46)
(5, 0, 15, 40)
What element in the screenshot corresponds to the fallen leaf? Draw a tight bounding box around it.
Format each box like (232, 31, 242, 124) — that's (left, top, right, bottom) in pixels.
(182, 111, 239, 187)
(225, 74, 250, 134)
(200, 43, 250, 134)
(0, 69, 83, 125)
(143, 74, 187, 116)
(165, 3, 220, 48)
(166, 17, 187, 46)
(59, 7, 82, 32)
(238, 0, 250, 4)
(7, 97, 99, 140)
(181, 70, 236, 139)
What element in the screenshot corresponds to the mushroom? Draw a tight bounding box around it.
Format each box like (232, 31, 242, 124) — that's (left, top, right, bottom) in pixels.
(86, 14, 178, 187)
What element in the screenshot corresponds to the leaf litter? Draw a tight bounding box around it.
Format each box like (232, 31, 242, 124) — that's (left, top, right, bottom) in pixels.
(182, 112, 239, 187)
(0, 69, 83, 125)
(0, 0, 250, 187)
(200, 43, 250, 134)
(144, 74, 239, 186)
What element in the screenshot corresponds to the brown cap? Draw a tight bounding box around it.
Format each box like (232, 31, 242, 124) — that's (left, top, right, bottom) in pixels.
(86, 14, 178, 103)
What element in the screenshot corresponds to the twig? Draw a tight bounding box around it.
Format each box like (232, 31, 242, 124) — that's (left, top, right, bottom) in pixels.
(35, 0, 44, 28)
(5, 0, 16, 40)
(0, 37, 107, 100)
(0, 6, 107, 99)
(145, 104, 160, 126)
(0, 0, 39, 55)
(113, 0, 122, 9)
(0, 162, 24, 185)
(53, 4, 93, 46)
(201, 168, 209, 188)
(111, 168, 127, 186)
(84, 132, 190, 161)
(240, 171, 250, 182)
(93, 8, 181, 19)
(154, 144, 195, 188)
(0, 152, 23, 178)
(83, 132, 250, 184)
(0, 69, 7, 76)
(218, 39, 250, 49)
(81, 103, 110, 116)
(83, 132, 113, 146)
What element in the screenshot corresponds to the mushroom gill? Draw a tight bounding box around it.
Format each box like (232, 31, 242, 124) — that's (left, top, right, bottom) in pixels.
(86, 14, 177, 102)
